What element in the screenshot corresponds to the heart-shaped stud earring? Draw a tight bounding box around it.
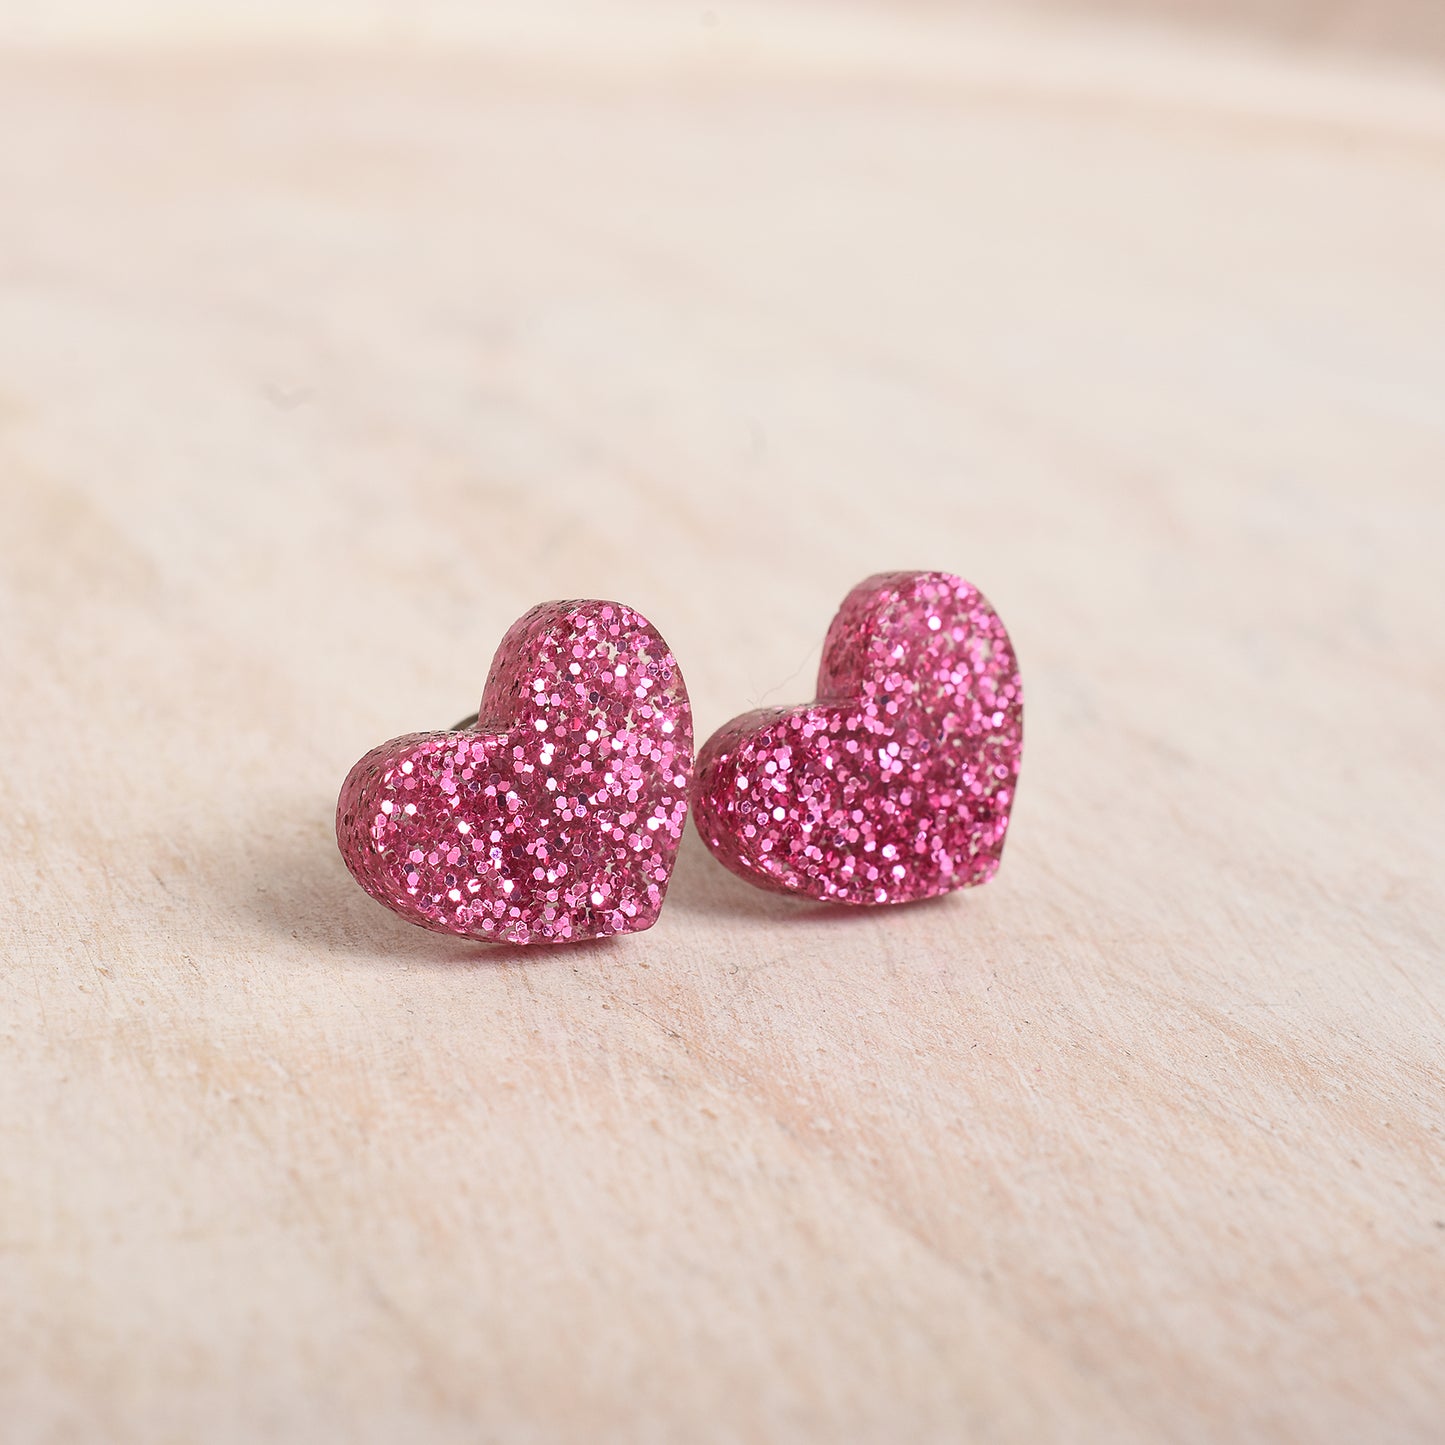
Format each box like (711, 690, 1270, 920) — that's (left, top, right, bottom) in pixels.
(693, 571, 1022, 905)
(337, 600, 693, 944)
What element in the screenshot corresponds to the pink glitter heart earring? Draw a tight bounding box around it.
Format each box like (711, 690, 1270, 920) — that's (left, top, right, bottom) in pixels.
(692, 571, 1022, 905)
(337, 600, 694, 945)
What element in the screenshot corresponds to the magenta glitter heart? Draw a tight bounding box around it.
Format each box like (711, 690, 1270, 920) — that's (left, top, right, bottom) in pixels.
(693, 572, 1022, 905)
(336, 601, 693, 944)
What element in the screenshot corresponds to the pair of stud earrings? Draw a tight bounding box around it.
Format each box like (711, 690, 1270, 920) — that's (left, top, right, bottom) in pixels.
(336, 570, 1023, 946)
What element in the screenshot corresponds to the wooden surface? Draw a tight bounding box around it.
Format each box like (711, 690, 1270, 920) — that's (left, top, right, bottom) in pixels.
(2, 4, 1444, 1441)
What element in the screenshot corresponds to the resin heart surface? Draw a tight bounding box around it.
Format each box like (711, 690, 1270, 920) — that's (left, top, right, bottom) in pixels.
(337, 601, 692, 944)
(693, 572, 1021, 905)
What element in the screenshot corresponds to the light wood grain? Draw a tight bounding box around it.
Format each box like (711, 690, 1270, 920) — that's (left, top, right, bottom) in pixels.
(1, 4, 1443, 1442)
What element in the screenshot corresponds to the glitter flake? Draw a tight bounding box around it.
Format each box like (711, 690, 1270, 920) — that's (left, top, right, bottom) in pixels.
(337, 601, 693, 944)
(693, 572, 1022, 905)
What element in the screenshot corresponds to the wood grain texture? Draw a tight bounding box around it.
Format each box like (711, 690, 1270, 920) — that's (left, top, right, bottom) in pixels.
(1, 4, 1443, 1442)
